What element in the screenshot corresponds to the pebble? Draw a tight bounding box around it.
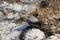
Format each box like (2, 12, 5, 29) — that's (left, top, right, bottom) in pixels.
(24, 28, 45, 40)
(46, 34, 60, 40)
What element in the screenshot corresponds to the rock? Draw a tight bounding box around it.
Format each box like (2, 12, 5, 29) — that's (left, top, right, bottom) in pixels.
(0, 1, 8, 7)
(21, 4, 37, 13)
(0, 21, 19, 40)
(7, 13, 14, 19)
(24, 28, 45, 40)
(13, 3, 22, 12)
(4, 3, 22, 12)
(5, 31, 20, 40)
(46, 34, 60, 40)
(0, 21, 17, 32)
(20, 0, 40, 3)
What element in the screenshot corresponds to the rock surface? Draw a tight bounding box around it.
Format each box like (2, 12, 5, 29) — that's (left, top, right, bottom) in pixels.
(24, 28, 45, 40)
(46, 34, 60, 40)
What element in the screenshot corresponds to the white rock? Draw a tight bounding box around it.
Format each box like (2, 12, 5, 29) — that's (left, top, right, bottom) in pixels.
(4, 3, 22, 12)
(0, 21, 19, 40)
(20, 0, 41, 3)
(4, 3, 13, 10)
(0, 1, 8, 7)
(24, 28, 45, 40)
(5, 31, 20, 40)
(21, 4, 37, 13)
(46, 34, 60, 40)
(27, 16, 39, 23)
(6, 12, 21, 20)
(13, 3, 22, 12)
(0, 21, 17, 33)
(13, 12, 20, 20)
(7, 13, 14, 19)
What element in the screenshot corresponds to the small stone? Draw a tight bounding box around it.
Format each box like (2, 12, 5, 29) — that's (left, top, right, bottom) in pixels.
(7, 13, 14, 19)
(46, 34, 60, 40)
(21, 4, 37, 13)
(24, 28, 45, 40)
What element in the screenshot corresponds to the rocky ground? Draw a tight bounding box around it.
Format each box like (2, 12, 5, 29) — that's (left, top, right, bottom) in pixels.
(0, 0, 60, 40)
